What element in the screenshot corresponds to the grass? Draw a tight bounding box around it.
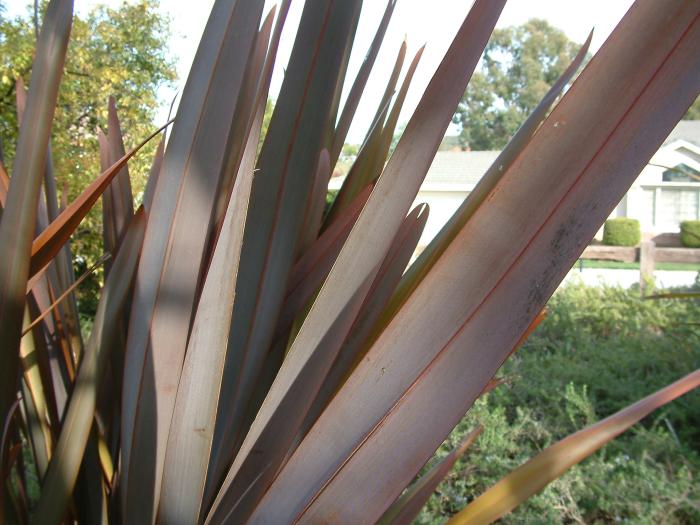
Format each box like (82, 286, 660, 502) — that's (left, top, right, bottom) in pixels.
(576, 259, 700, 272)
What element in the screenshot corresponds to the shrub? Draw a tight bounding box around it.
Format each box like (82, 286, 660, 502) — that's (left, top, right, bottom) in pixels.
(603, 217, 641, 246)
(324, 189, 339, 216)
(418, 284, 700, 524)
(681, 220, 700, 248)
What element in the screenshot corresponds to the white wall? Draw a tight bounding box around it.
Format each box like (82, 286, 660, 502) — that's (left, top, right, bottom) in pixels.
(614, 141, 700, 233)
(411, 190, 468, 248)
(329, 140, 700, 247)
(328, 175, 472, 249)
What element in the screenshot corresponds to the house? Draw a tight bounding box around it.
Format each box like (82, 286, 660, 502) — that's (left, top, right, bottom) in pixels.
(328, 121, 700, 250)
(403, 150, 499, 249)
(612, 121, 700, 236)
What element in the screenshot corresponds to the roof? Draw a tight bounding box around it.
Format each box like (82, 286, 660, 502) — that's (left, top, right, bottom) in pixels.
(664, 120, 700, 146)
(438, 135, 462, 151)
(327, 150, 500, 192)
(422, 150, 500, 190)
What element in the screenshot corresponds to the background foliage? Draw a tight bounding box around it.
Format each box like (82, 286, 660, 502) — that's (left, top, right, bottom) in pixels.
(417, 283, 700, 524)
(603, 217, 642, 247)
(0, 0, 175, 318)
(680, 221, 700, 248)
(683, 98, 700, 120)
(452, 18, 700, 151)
(452, 19, 580, 151)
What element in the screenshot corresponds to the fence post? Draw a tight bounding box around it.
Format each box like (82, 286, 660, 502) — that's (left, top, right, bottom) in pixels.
(639, 240, 655, 291)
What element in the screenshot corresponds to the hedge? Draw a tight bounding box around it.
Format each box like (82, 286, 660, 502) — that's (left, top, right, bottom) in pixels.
(602, 218, 641, 247)
(680, 220, 700, 248)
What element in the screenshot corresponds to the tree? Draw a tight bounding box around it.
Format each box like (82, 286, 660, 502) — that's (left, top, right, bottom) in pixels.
(453, 19, 700, 152)
(453, 19, 581, 150)
(0, 0, 175, 267)
(683, 96, 700, 119)
(258, 98, 274, 156)
(0, 0, 175, 316)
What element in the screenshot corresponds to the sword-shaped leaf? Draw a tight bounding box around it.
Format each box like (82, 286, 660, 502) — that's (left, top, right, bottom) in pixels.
(257, 3, 700, 523)
(33, 208, 146, 525)
(119, 2, 265, 517)
(157, 42, 273, 523)
(298, 149, 332, 255)
(17, 73, 85, 386)
(22, 254, 110, 337)
(300, 203, 429, 436)
(142, 137, 164, 214)
(379, 426, 483, 525)
(18, 314, 53, 477)
(326, 43, 422, 224)
(275, 183, 374, 342)
(100, 97, 134, 271)
(330, 0, 397, 167)
(209, 2, 506, 522)
(0, 0, 73, 424)
(204, 0, 365, 500)
(0, 162, 8, 208)
(29, 120, 170, 280)
(375, 30, 592, 340)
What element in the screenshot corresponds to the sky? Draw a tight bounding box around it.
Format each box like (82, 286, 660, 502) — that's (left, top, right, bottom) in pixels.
(5, 0, 636, 142)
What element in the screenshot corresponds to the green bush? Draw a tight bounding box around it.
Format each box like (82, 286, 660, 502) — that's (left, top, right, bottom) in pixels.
(603, 218, 641, 246)
(417, 283, 700, 524)
(680, 220, 700, 248)
(324, 189, 339, 216)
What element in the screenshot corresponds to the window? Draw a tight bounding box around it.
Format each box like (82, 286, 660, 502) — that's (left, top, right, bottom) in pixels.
(662, 163, 700, 182)
(658, 188, 699, 227)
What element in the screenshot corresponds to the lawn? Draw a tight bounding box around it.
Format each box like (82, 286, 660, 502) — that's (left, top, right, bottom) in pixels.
(576, 259, 700, 272)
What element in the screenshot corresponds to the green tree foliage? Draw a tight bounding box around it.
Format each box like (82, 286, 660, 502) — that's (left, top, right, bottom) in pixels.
(0, 0, 174, 261)
(453, 20, 700, 152)
(258, 98, 274, 155)
(683, 96, 700, 120)
(335, 142, 359, 176)
(452, 19, 580, 150)
(0, 0, 174, 317)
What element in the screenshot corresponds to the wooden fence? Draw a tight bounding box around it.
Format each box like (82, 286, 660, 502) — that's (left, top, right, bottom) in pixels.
(579, 242, 700, 287)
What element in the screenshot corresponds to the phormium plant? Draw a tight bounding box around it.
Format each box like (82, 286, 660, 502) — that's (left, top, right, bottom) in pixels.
(0, 0, 698, 523)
